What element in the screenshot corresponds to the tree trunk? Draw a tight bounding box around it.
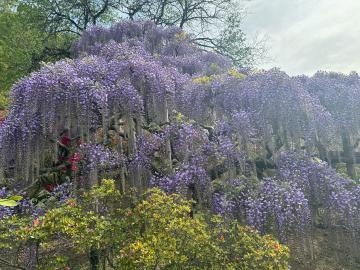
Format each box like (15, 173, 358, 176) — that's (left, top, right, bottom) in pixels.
(342, 132, 356, 179)
(90, 247, 100, 270)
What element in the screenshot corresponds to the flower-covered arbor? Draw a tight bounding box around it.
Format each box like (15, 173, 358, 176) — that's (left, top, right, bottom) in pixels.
(1, 21, 360, 269)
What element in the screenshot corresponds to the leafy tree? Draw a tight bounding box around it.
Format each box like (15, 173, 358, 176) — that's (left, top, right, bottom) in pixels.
(14, 0, 255, 66)
(0, 6, 42, 95)
(25, 0, 116, 34)
(115, 0, 257, 66)
(0, 3, 73, 98)
(191, 10, 256, 67)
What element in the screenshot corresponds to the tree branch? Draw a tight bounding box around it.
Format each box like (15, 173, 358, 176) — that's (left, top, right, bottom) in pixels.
(0, 258, 26, 270)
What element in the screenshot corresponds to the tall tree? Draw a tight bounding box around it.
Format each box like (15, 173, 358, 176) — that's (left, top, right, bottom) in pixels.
(26, 0, 115, 34)
(0, 5, 43, 97)
(116, 0, 256, 66)
(0, 2, 74, 96)
(20, 0, 255, 66)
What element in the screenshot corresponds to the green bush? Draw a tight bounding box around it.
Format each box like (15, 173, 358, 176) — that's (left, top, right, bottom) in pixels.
(0, 180, 289, 269)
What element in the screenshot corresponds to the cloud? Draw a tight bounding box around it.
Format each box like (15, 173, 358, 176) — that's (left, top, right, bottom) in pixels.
(242, 0, 360, 75)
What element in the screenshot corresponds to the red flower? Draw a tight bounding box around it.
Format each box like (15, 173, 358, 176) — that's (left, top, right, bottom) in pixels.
(69, 153, 82, 172)
(45, 184, 57, 192)
(71, 164, 78, 171)
(60, 135, 71, 147)
(69, 153, 82, 163)
(33, 218, 40, 227)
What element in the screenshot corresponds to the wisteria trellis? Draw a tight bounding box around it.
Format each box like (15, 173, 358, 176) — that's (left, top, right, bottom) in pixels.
(1, 21, 360, 264)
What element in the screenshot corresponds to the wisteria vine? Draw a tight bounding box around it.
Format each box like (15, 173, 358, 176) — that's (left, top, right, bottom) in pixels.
(1, 21, 360, 266)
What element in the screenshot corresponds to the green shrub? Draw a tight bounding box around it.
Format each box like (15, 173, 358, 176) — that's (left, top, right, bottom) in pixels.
(0, 180, 289, 269)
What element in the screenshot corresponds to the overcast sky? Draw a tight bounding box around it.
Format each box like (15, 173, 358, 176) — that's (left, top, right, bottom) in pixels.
(241, 0, 360, 76)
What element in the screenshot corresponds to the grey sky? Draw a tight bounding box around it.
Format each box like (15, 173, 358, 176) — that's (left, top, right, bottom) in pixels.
(241, 0, 360, 75)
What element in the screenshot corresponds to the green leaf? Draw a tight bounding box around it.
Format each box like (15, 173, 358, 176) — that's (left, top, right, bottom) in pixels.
(0, 198, 18, 207)
(8, 195, 22, 201)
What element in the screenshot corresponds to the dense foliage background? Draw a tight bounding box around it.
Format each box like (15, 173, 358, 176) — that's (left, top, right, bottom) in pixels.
(0, 4, 360, 270)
